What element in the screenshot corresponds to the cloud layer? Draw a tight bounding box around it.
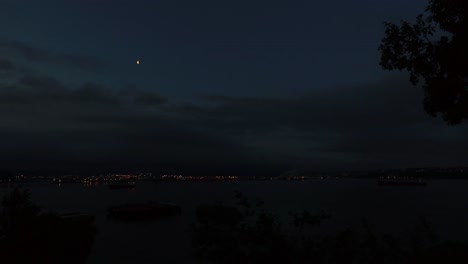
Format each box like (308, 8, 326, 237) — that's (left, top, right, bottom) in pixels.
(1, 39, 468, 175)
(0, 38, 105, 71)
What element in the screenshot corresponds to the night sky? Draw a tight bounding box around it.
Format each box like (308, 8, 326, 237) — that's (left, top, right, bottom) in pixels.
(1, 0, 467, 175)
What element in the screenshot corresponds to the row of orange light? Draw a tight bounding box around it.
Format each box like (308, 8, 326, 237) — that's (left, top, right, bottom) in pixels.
(161, 175, 239, 180)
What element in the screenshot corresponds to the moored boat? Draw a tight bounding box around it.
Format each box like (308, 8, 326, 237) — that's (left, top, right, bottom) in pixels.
(59, 212, 95, 223)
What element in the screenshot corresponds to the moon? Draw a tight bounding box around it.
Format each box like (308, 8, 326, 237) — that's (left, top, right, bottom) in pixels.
(136, 60, 140, 65)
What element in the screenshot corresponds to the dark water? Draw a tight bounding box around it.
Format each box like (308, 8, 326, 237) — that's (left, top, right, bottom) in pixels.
(2, 179, 468, 264)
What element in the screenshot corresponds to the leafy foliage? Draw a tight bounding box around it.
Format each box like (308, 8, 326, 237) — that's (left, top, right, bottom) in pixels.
(0, 187, 96, 264)
(191, 191, 468, 264)
(379, 0, 468, 124)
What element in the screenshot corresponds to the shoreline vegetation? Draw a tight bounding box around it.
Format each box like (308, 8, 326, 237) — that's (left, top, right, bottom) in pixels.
(0, 188, 96, 264)
(191, 191, 468, 264)
(1, 188, 468, 263)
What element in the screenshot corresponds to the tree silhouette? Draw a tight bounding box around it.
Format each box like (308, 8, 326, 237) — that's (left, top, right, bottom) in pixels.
(0, 188, 96, 264)
(191, 192, 468, 264)
(379, 0, 468, 124)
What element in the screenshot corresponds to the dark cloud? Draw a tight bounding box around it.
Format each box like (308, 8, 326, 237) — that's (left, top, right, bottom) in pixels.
(55, 54, 105, 72)
(0, 118, 254, 174)
(166, 75, 468, 170)
(0, 39, 46, 61)
(0, 75, 119, 105)
(0, 71, 261, 174)
(0, 59, 21, 81)
(0, 1, 449, 174)
(0, 38, 105, 71)
(70, 82, 119, 105)
(171, 77, 424, 134)
(2, 59, 468, 173)
(134, 92, 168, 106)
(0, 59, 14, 71)
(20, 75, 65, 91)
